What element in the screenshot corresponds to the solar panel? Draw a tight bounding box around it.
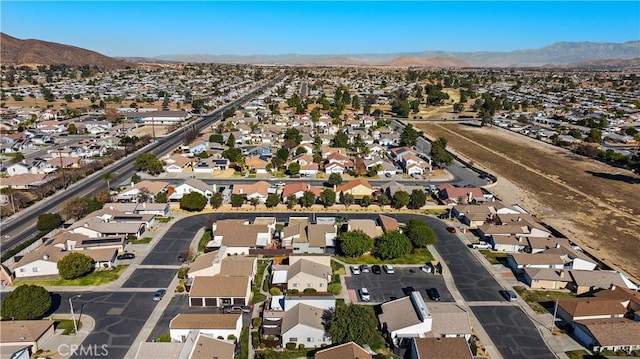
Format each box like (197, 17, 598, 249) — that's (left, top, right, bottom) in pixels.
(81, 238, 123, 246)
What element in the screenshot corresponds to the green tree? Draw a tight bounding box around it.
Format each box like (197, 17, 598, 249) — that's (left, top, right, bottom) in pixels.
(286, 194, 298, 209)
(404, 219, 437, 247)
(586, 128, 602, 143)
(131, 173, 141, 184)
(376, 231, 412, 259)
(226, 133, 236, 147)
(331, 131, 349, 148)
(392, 190, 410, 209)
(101, 172, 117, 191)
(320, 188, 336, 207)
(327, 173, 343, 186)
(230, 194, 244, 208)
(338, 230, 373, 257)
(341, 193, 354, 208)
(210, 192, 223, 209)
(283, 128, 302, 148)
(408, 189, 427, 209)
(222, 147, 243, 163)
(377, 194, 390, 209)
(400, 123, 419, 147)
(180, 192, 208, 212)
(36, 213, 62, 232)
(360, 195, 371, 207)
(295, 146, 307, 156)
(61, 197, 90, 220)
(133, 153, 163, 174)
(265, 193, 280, 208)
(57, 252, 94, 280)
(453, 102, 465, 113)
(327, 304, 380, 346)
(430, 137, 453, 167)
(209, 133, 224, 144)
(155, 192, 168, 203)
(67, 123, 78, 134)
(300, 191, 316, 208)
(1, 285, 51, 320)
(287, 162, 301, 176)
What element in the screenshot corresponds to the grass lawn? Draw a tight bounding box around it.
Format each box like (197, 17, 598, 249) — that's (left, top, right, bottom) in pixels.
(251, 260, 270, 304)
(198, 230, 212, 252)
(254, 349, 311, 359)
(514, 286, 576, 314)
(336, 248, 433, 265)
(478, 250, 508, 265)
(156, 216, 173, 223)
(55, 319, 82, 335)
(236, 328, 249, 359)
(16, 265, 127, 286)
(128, 237, 153, 245)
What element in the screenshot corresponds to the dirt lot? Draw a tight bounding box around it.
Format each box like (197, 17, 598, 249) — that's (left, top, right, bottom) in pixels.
(416, 122, 640, 282)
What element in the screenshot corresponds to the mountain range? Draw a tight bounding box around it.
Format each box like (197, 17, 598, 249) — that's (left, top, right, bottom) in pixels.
(1, 32, 638, 68)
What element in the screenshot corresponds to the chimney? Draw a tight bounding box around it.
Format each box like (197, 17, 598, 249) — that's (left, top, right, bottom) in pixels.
(333, 184, 337, 192)
(610, 284, 617, 291)
(143, 202, 146, 209)
(559, 270, 565, 278)
(131, 182, 135, 188)
(240, 188, 244, 194)
(468, 192, 473, 203)
(555, 242, 560, 248)
(307, 183, 310, 190)
(517, 217, 522, 222)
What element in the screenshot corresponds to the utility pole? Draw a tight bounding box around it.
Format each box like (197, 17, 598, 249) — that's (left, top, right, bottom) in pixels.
(550, 298, 558, 333)
(58, 144, 67, 189)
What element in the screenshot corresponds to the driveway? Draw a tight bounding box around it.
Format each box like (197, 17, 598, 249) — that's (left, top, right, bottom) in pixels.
(142, 216, 207, 265)
(121, 269, 177, 289)
(344, 267, 452, 303)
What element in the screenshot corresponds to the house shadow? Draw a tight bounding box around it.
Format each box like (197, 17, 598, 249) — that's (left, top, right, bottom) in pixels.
(585, 171, 640, 184)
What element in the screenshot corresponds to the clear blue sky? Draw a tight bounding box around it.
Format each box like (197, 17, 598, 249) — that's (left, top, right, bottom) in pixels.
(1, 1, 639, 57)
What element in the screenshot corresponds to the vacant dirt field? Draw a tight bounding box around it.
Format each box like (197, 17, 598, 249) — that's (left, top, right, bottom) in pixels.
(416, 123, 640, 282)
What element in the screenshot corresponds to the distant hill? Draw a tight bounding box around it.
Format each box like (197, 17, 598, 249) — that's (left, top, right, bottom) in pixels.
(156, 41, 640, 67)
(1, 33, 130, 69)
(543, 57, 640, 71)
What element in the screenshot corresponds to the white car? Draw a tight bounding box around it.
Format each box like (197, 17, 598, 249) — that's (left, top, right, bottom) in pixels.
(359, 288, 371, 302)
(382, 264, 394, 274)
(351, 265, 361, 275)
(472, 241, 491, 249)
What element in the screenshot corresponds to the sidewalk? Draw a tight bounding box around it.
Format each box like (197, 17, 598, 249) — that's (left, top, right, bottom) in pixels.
(39, 314, 96, 359)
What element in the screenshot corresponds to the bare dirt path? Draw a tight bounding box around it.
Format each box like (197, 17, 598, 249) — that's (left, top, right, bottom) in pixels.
(418, 123, 640, 282)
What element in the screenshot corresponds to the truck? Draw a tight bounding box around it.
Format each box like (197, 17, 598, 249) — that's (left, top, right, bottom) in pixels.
(472, 241, 491, 249)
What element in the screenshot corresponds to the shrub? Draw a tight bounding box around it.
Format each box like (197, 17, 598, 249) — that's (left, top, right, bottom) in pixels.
(57, 252, 94, 279)
(269, 287, 282, 295)
(36, 213, 62, 232)
(252, 317, 262, 328)
(303, 288, 317, 293)
(177, 267, 190, 279)
(286, 342, 297, 350)
(328, 283, 342, 295)
(227, 334, 236, 340)
(1, 285, 51, 320)
(288, 289, 299, 294)
(298, 344, 305, 350)
(180, 192, 208, 212)
(176, 286, 185, 293)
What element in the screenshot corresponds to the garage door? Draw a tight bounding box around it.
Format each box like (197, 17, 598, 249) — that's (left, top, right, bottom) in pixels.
(190, 297, 204, 307)
(234, 298, 245, 305)
(205, 297, 217, 307)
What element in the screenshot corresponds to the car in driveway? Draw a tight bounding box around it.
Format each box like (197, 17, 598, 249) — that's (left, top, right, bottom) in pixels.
(502, 290, 518, 302)
(359, 288, 371, 302)
(446, 227, 456, 234)
(117, 252, 135, 260)
(350, 265, 361, 275)
(223, 305, 252, 313)
(153, 289, 166, 301)
(383, 264, 394, 274)
(472, 241, 492, 249)
(371, 265, 382, 274)
(426, 287, 441, 301)
(359, 264, 370, 273)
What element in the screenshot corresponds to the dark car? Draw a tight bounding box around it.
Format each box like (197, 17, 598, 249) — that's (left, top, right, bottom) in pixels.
(426, 287, 441, 301)
(403, 286, 417, 296)
(153, 289, 166, 301)
(117, 252, 135, 260)
(371, 265, 382, 274)
(446, 227, 456, 234)
(359, 264, 370, 273)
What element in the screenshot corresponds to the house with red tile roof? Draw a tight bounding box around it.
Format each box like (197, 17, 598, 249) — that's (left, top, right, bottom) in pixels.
(335, 179, 373, 201)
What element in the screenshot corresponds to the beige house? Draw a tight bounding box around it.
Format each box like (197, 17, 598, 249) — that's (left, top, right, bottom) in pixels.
(0, 320, 55, 354)
(287, 256, 331, 292)
(189, 276, 251, 307)
(188, 248, 256, 278)
(315, 342, 371, 359)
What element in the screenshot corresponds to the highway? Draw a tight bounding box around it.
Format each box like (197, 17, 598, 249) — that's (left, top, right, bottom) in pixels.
(0, 77, 282, 255)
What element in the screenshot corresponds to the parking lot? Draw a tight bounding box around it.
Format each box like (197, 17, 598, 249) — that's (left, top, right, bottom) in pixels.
(344, 266, 453, 303)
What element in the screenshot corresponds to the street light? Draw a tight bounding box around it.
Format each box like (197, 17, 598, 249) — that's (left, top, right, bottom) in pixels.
(69, 295, 82, 335)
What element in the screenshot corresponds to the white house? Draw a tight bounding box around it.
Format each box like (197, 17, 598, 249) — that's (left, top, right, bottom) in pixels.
(168, 178, 213, 201)
(169, 313, 242, 343)
(281, 303, 331, 348)
(378, 292, 432, 347)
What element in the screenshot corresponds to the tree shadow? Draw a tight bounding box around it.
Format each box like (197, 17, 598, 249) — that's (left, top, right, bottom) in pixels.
(43, 293, 62, 318)
(585, 171, 640, 184)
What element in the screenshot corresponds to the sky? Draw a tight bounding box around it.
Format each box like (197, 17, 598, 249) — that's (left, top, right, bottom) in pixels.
(1, 1, 639, 57)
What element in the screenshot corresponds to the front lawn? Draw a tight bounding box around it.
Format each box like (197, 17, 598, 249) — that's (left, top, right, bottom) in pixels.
(236, 328, 249, 359)
(128, 237, 153, 244)
(336, 248, 433, 265)
(55, 319, 82, 335)
(198, 230, 212, 252)
(156, 216, 173, 223)
(478, 250, 508, 265)
(251, 259, 270, 304)
(16, 265, 127, 286)
(514, 286, 577, 314)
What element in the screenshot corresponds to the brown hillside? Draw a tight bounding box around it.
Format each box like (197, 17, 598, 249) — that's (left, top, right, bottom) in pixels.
(1, 33, 131, 69)
(384, 56, 470, 67)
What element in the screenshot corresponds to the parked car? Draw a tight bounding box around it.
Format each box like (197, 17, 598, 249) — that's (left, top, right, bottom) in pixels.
(472, 241, 491, 249)
(117, 252, 135, 260)
(421, 264, 433, 273)
(223, 305, 247, 313)
(240, 305, 252, 313)
(359, 288, 371, 302)
(446, 227, 456, 234)
(382, 264, 394, 274)
(426, 287, 441, 301)
(371, 265, 382, 274)
(359, 264, 370, 273)
(351, 265, 361, 275)
(502, 290, 518, 302)
(153, 289, 166, 301)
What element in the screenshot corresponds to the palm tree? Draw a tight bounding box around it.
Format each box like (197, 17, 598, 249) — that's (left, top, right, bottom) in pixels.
(102, 172, 117, 191)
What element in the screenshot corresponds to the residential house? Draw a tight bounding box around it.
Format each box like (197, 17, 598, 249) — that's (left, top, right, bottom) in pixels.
(402, 154, 432, 175)
(169, 313, 242, 343)
(378, 292, 433, 347)
(314, 342, 372, 359)
(188, 275, 251, 307)
(287, 256, 331, 292)
(188, 333, 236, 359)
(193, 157, 229, 173)
(573, 319, 640, 353)
(207, 219, 272, 255)
(408, 337, 473, 359)
(335, 179, 373, 201)
(453, 203, 522, 229)
(282, 183, 322, 203)
(169, 178, 214, 201)
(0, 173, 51, 190)
(324, 152, 354, 175)
(380, 181, 425, 199)
(123, 110, 190, 125)
(115, 180, 169, 202)
(364, 158, 396, 176)
(245, 155, 270, 174)
(507, 253, 565, 274)
(103, 202, 170, 217)
(378, 215, 400, 233)
(188, 248, 256, 278)
(0, 320, 55, 355)
(567, 270, 631, 295)
(232, 181, 271, 203)
(163, 154, 193, 173)
(66, 208, 152, 239)
(284, 293, 336, 312)
(281, 303, 331, 348)
(429, 303, 472, 340)
(347, 219, 381, 239)
(523, 268, 572, 290)
(437, 184, 488, 205)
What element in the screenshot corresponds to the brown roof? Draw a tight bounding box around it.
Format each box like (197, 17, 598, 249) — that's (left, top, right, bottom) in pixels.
(190, 334, 236, 359)
(135, 342, 183, 359)
(568, 270, 628, 290)
(558, 298, 627, 318)
(220, 256, 256, 276)
(133, 180, 169, 194)
(0, 320, 54, 343)
(593, 286, 640, 306)
(307, 224, 335, 247)
(315, 342, 372, 359)
(288, 258, 331, 281)
(281, 303, 325, 333)
(412, 337, 473, 359)
(169, 313, 241, 330)
(189, 276, 250, 297)
(348, 219, 380, 239)
(214, 220, 269, 247)
(282, 182, 322, 198)
(429, 303, 471, 337)
(378, 297, 423, 332)
(232, 181, 270, 196)
(509, 253, 564, 266)
(574, 318, 640, 347)
(188, 250, 221, 273)
(378, 215, 399, 233)
(336, 179, 372, 193)
(524, 268, 572, 282)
